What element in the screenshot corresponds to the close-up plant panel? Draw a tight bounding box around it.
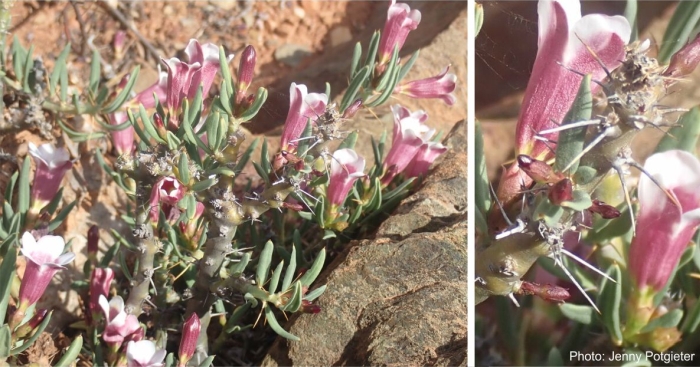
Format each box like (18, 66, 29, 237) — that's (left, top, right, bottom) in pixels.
(476, 1, 700, 366)
(0, 1, 467, 366)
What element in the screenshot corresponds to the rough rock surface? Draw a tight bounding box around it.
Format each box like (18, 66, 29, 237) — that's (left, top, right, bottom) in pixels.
(261, 119, 467, 366)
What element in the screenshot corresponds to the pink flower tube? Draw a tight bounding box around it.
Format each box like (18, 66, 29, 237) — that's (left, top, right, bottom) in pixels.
(628, 150, 700, 292)
(494, 0, 630, 222)
(18, 232, 75, 309)
(382, 105, 433, 184)
(377, 0, 421, 65)
(99, 295, 141, 345)
(395, 65, 457, 105)
(27, 142, 73, 210)
(280, 82, 328, 151)
(326, 149, 366, 207)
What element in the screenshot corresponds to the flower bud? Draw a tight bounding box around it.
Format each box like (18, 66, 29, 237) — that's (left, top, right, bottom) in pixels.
(178, 313, 201, 366)
(89, 267, 114, 324)
(236, 45, 256, 104)
(588, 199, 621, 219)
(547, 178, 574, 206)
(341, 99, 362, 119)
(301, 300, 321, 314)
(13, 309, 48, 339)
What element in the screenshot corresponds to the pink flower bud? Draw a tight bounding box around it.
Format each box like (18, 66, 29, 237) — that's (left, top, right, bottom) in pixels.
(236, 45, 256, 103)
(341, 99, 362, 119)
(113, 31, 127, 58)
(548, 178, 574, 205)
(126, 340, 166, 367)
(404, 141, 447, 178)
(629, 150, 700, 292)
(301, 300, 321, 314)
(99, 295, 141, 345)
(664, 33, 700, 78)
(280, 83, 328, 150)
(377, 0, 421, 65)
(517, 154, 564, 184)
(18, 232, 75, 308)
(382, 105, 433, 184)
(89, 267, 114, 323)
(148, 177, 186, 223)
(87, 225, 99, 258)
(109, 112, 135, 156)
(395, 65, 457, 105)
(178, 313, 201, 366)
(14, 308, 48, 339)
(327, 149, 366, 207)
(518, 281, 570, 303)
(27, 143, 73, 210)
(588, 199, 621, 219)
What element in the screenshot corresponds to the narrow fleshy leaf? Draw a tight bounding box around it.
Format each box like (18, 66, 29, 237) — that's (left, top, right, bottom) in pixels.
(264, 304, 299, 341)
(598, 265, 623, 343)
(658, 1, 700, 63)
(0, 247, 17, 323)
(54, 335, 83, 367)
(640, 309, 683, 333)
(299, 248, 325, 287)
(281, 246, 297, 292)
(18, 156, 31, 214)
(655, 106, 700, 153)
(559, 303, 594, 325)
(256, 241, 274, 287)
(554, 75, 592, 174)
(103, 66, 140, 113)
(269, 260, 284, 294)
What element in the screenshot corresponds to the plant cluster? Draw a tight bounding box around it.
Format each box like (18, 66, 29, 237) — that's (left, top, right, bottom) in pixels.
(476, 0, 700, 364)
(0, 1, 457, 365)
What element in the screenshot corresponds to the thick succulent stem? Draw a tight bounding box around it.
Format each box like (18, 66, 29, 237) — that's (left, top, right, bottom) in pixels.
(475, 232, 549, 304)
(125, 208, 158, 316)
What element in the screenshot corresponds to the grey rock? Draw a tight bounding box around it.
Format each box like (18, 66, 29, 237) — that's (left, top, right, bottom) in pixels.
(274, 43, 313, 67)
(261, 119, 467, 366)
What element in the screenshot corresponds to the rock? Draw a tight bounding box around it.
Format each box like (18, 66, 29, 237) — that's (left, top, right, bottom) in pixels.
(260, 120, 467, 366)
(208, 0, 237, 11)
(293, 6, 306, 19)
(274, 20, 296, 37)
(274, 44, 313, 67)
(329, 26, 352, 47)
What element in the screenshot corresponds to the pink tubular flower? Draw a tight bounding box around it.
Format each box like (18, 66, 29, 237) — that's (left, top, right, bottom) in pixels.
(126, 340, 166, 367)
(27, 142, 73, 210)
(236, 45, 256, 104)
(109, 71, 168, 156)
(493, 0, 630, 220)
(99, 295, 141, 345)
(377, 0, 421, 65)
(326, 149, 366, 207)
(628, 150, 700, 292)
(395, 65, 457, 105)
(178, 313, 201, 366)
(148, 177, 186, 223)
(280, 82, 328, 150)
(89, 267, 114, 322)
(163, 39, 230, 117)
(18, 232, 75, 309)
(516, 0, 630, 159)
(382, 105, 433, 184)
(404, 141, 447, 178)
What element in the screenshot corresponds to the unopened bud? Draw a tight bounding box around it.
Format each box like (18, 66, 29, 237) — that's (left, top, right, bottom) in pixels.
(518, 281, 570, 303)
(87, 225, 99, 260)
(236, 45, 256, 104)
(665, 33, 700, 78)
(301, 300, 321, 314)
(14, 309, 48, 339)
(178, 313, 201, 366)
(589, 199, 621, 219)
(342, 99, 363, 119)
(548, 178, 574, 205)
(517, 154, 563, 184)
